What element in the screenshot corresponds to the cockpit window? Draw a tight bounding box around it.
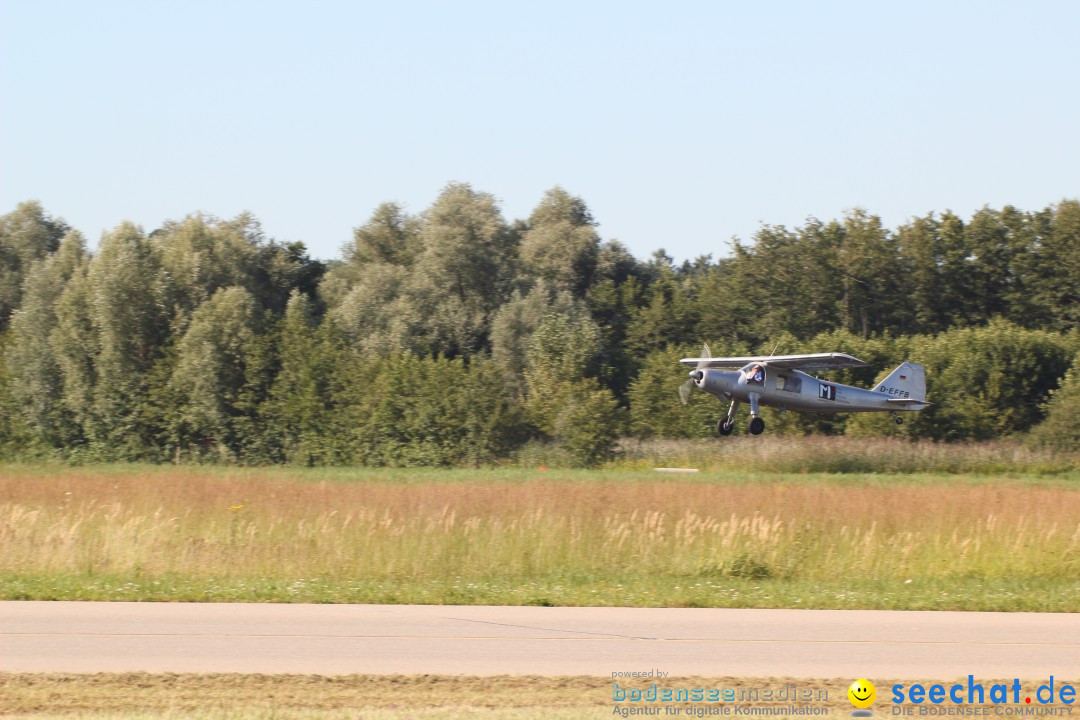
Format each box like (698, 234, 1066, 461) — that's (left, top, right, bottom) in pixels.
(777, 374, 802, 393)
(744, 363, 765, 385)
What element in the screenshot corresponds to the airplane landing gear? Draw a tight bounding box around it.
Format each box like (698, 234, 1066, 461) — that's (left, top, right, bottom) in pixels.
(892, 413, 904, 425)
(747, 392, 765, 435)
(717, 399, 740, 437)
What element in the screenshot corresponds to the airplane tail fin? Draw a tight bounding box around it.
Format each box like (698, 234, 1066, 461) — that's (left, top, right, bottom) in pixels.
(873, 362, 926, 402)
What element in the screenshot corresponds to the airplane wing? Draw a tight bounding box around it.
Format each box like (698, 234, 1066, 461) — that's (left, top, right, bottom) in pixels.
(679, 352, 869, 371)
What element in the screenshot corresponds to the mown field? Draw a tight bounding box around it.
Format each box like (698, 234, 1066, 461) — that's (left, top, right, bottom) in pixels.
(1, 438, 1078, 611)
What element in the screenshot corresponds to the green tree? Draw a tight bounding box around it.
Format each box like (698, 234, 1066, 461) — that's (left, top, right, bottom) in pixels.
(519, 187, 599, 297)
(320, 203, 420, 309)
(5, 231, 87, 446)
(0, 201, 69, 330)
(628, 345, 732, 438)
(328, 262, 416, 355)
(168, 287, 260, 460)
(897, 211, 974, 333)
(153, 213, 260, 327)
(686, 257, 754, 345)
(965, 207, 1019, 325)
(623, 252, 701, 357)
(325, 183, 517, 357)
(260, 292, 349, 464)
(83, 222, 169, 452)
(1028, 354, 1080, 451)
(50, 258, 97, 446)
(994, 205, 1042, 326)
(346, 202, 420, 267)
(835, 209, 908, 337)
(348, 354, 527, 466)
(900, 321, 1072, 440)
(586, 239, 647, 399)
(1027, 200, 1080, 331)
(153, 212, 325, 328)
(524, 311, 623, 464)
(788, 218, 846, 337)
(550, 383, 623, 466)
(250, 239, 326, 315)
(593, 239, 640, 285)
(406, 182, 518, 356)
(0, 332, 35, 456)
(490, 286, 584, 397)
(524, 310, 604, 428)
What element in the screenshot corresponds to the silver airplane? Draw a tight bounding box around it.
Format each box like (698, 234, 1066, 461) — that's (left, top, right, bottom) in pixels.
(679, 345, 929, 436)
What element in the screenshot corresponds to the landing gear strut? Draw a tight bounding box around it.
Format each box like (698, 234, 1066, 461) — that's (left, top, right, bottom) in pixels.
(892, 412, 904, 425)
(748, 391, 765, 435)
(717, 399, 740, 437)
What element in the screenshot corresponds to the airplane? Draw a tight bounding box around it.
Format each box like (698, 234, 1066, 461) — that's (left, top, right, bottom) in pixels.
(678, 345, 929, 436)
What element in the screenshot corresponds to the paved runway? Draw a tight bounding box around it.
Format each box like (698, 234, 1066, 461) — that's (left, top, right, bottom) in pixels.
(3, 602, 1079, 677)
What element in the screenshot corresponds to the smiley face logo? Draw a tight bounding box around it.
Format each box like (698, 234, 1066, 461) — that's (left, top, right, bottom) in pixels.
(848, 679, 876, 709)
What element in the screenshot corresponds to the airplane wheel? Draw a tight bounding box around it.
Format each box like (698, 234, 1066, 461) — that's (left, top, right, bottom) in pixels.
(894, 416, 904, 425)
(717, 418, 734, 436)
(749, 417, 765, 435)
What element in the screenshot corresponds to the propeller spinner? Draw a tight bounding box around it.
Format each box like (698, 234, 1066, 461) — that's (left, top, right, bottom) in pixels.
(678, 343, 711, 405)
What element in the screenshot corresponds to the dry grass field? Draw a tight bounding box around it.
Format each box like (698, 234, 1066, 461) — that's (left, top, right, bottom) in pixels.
(0, 673, 609, 718)
(1, 451, 1078, 610)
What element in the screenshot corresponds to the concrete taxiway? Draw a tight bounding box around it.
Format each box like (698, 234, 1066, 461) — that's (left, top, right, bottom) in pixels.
(3, 602, 1079, 677)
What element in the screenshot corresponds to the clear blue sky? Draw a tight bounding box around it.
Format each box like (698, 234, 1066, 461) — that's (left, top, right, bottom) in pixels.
(3, 0, 1077, 262)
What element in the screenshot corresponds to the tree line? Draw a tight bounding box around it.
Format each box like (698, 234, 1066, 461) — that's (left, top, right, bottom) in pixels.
(1, 186, 1078, 465)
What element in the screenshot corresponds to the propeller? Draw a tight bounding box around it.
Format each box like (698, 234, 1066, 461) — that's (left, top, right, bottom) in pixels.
(679, 343, 711, 405)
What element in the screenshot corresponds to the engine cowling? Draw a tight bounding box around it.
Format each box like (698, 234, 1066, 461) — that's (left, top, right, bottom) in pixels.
(697, 368, 737, 398)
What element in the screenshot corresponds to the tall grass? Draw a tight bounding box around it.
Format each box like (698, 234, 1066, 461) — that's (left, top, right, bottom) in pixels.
(1, 465, 1078, 609)
(617, 436, 1079, 475)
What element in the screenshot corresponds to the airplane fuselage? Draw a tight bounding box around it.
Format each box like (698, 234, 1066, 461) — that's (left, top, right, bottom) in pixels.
(696, 363, 910, 415)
